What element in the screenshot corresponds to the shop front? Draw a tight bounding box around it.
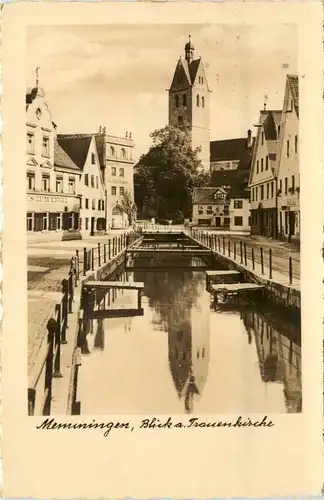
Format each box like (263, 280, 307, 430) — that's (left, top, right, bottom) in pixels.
(27, 193, 80, 232)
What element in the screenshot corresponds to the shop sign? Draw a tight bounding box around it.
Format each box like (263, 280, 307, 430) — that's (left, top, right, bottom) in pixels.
(27, 194, 69, 204)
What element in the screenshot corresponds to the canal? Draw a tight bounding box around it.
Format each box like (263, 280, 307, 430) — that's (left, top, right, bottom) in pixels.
(77, 253, 301, 415)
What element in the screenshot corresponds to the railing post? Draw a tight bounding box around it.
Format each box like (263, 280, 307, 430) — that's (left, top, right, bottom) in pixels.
(103, 243, 107, 263)
(53, 312, 63, 379)
(75, 249, 80, 284)
(223, 237, 225, 254)
(137, 289, 143, 310)
(218, 238, 221, 252)
(244, 243, 247, 266)
(289, 256, 293, 285)
(234, 241, 237, 260)
(269, 249, 272, 279)
(83, 247, 87, 276)
(61, 278, 69, 342)
(44, 318, 56, 414)
(108, 239, 111, 260)
(260, 247, 264, 275)
(251, 247, 255, 270)
(240, 241, 243, 264)
(98, 242, 101, 267)
(91, 248, 94, 271)
(68, 271, 74, 313)
(228, 240, 230, 257)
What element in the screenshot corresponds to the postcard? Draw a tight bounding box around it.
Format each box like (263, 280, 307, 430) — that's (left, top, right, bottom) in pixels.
(1, 1, 324, 497)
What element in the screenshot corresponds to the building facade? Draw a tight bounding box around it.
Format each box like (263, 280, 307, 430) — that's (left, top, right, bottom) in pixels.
(26, 84, 80, 233)
(57, 134, 106, 236)
(168, 37, 210, 172)
(275, 75, 300, 242)
(210, 132, 254, 173)
(192, 187, 229, 227)
(104, 132, 135, 229)
(228, 187, 251, 232)
(249, 110, 281, 238)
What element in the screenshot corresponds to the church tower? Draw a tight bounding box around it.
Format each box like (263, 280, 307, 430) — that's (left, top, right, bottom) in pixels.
(168, 36, 211, 172)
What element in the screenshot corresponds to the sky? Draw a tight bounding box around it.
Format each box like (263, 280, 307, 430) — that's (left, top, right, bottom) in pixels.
(27, 24, 297, 161)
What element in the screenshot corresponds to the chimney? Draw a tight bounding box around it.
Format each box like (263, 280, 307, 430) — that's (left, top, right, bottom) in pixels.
(247, 129, 252, 148)
(126, 131, 128, 138)
(99, 126, 102, 133)
(129, 132, 132, 139)
(103, 126, 106, 134)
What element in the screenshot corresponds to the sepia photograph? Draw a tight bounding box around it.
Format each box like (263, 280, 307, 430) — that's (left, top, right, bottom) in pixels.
(2, 2, 324, 498)
(25, 22, 302, 416)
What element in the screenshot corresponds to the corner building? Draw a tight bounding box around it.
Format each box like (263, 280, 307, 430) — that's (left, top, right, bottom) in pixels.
(168, 37, 211, 172)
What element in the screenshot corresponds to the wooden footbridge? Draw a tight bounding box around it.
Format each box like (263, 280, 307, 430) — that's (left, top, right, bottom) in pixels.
(205, 269, 264, 302)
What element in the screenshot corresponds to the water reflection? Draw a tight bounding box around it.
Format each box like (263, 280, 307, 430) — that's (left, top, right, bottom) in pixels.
(78, 255, 301, 414)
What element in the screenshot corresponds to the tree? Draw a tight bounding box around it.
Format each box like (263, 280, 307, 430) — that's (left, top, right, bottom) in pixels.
(134, 125, 209, 220)
(119, 190, 137, 225)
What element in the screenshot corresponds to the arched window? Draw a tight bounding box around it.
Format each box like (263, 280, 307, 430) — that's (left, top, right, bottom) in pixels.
(178, 116, 183, 126)
(175, 95, 179, 108)
(196, 94, 200, 107)
(121, 147, 126, 159)
(202, 96, 205, 108)
(182, 93, 187, 106)
(110, 146, 115, 157)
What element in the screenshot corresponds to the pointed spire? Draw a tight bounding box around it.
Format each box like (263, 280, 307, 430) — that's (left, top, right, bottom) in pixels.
(185, 35, 195, 63)
(263, 93, 268, 111)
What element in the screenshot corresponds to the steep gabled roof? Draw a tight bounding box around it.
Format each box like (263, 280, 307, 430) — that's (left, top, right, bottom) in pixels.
(227, 184, 250, 200)
(189, 58, 201, 84)
(54, 138, 80, 171)
(169, 57, 209, 91)
(193, 187, 228, 204)
(210, 138, 250, 163)
(287, 74, 299, 118)
(94, 133, 106, 170)
(57, 134, 92, 170)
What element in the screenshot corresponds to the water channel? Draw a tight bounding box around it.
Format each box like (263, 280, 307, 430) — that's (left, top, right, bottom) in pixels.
(77, 253, 301, 415)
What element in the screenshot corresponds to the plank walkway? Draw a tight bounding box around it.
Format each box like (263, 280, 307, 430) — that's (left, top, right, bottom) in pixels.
(84, 280, 144, 290)
(126, 248, 211, 254)
(211, 283, 264, 294)
(206, 270, 240, 277)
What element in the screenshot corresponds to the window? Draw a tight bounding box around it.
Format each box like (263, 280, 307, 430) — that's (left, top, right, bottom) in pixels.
(56, 176, 63, 193)
(291, 175, 295, 193)
(178, 116, 183, 126)
(261, 132, 264, 145)
(96, 176, 98, 189)
(119, 167, 124, 177)
(119, 186, 125, 196)
(260, 185, 264, 200)
(26, 212, 33, 231)
(206, 205, 213, 214)
(42, 174, 50, 192)
(27, 132, 35, 154)
(84, 173, 89, 186)
(92, 199, 95, 210)
(196, 95, 200, 107)
(278, 125, 281, 137)
(182, 94, 187, 106)
(234, 200, 243, 209)
(111, 186, 116, 195)
(90, 175, 94, 188)
(261, 158, 264, 172)
(80, 199, 82, 209)
(91, 153, 96, 164)
(256, 160, 259, 174)
(175, 95, 179, 108)
(198, 205, 204, 214)
(85, 198, 89, 209)
(271, 181, 274, 198)
(121, 148, 126, 159)
(112, 167, 116, 176)
(110, 146, 115, 157)
(252, 188, 254, 202)
(68, 177, 75, 194)
(98, 200, 101, 210)
(42, 136, 50, 157)
(234, 216, 243, 226)
(266, 156, 269, 170)
(255, 187, 258, 201)
(287, 140, 290, 158)
(279, 179, 282, 192)
(101, 200, 105, 211)
(295, 135, 298, 154)
(201, 77, 204, 84)
(266, 183, 269, 199)
(85, 218, 89, 230)
(248, 216, 251, 227)
(27, 172, 35, 191)
(285, 177, 288, 194)
(202, 96, 205, 108)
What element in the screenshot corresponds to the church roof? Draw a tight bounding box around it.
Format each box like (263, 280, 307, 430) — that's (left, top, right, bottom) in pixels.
(188, 58, 201, 84)
(57, 134, 92, 170)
